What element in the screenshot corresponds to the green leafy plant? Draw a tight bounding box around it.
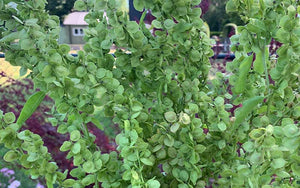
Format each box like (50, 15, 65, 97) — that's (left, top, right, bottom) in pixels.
(0, 0, 299, 188)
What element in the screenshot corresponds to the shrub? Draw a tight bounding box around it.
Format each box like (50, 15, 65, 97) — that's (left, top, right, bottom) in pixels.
(0, 0, 299, 188)
(0, 71, 115, 174)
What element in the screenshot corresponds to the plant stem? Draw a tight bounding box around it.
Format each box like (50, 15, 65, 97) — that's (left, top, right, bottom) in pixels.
(262, 45, 271, 116)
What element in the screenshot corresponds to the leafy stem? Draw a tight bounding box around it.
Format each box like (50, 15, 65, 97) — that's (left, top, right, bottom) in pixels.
(261, 44, 271, 116)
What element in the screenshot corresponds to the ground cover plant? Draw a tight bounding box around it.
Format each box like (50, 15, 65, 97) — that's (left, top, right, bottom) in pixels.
(0, 0, 299, 188)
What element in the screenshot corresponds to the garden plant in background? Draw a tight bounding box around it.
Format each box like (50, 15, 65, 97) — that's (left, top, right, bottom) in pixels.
(0, 0, 299, 188)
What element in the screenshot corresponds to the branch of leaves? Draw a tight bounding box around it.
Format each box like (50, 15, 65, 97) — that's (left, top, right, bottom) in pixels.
(0, 111, 66, 188)
(243, 120, 300, 179)
(59, 129, 105, 187)
(115, 120, 160, 186)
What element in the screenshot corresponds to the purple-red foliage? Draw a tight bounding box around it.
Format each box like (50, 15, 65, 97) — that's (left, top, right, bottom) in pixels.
(269, 38, 282, 55)
(197, 0, 210, 16)
(0, 71, 115, 172)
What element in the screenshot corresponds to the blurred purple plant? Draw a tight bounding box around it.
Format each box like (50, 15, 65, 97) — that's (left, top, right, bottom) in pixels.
(0, 168, 44, 188)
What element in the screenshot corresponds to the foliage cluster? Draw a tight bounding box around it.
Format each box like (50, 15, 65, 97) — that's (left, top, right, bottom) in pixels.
(0, 0, 299, 188)
(0, 71, 115, 185)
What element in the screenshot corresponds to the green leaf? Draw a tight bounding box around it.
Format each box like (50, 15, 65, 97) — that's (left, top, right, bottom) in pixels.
(218, 140, 226, 149)
(189, 171, 198, 185)
(62, 179, 76, 187)
(234, 96, 264, 127)
(17, 91, 46, 127)
(141, 158, 154, 166)
(76, 66, 87, 77)
(4, 150, 19, 162)
(0, 31, 19, 43)
(91, 117, 103, 130)
(147, 179, 160, 188)
(70, 130, 81, 142)
(127, 21, 139, 33)
(291, 163, 300, 177)
(190, 49, 201, 62)
(180, 113, 190, 125)
(195, 145, 206, 153)
(27, 152, 39, 162)
(83, 161, 96, 173)
(72, 142, 81, 154)
(57, 102, 71, 114)
(3, 112, 16, 124)
(234, 55, 253, 94)
(167, 147, 177, 158)
(179, 170, 189, 182)
(131, 170, 139, 180)
(164, 111, 177, 123)
(55, 66, 70, 77)
(132, 101, 143, 112)
(242, 141, 255, 152)
(170, 123, 180, 133)
(164, 135, 174, 147)
(96, 68, 107, 79)
(20, 39, 35, 50)
(74, 0, 86, 11)
(217, 122, 227, 131)
(133, 0, 144, 11)
(249, 128, 266, 140)
(253, 50, 264, 75)
(49, 53, 63, 65)
(164, 19, 176, 30)
(60, 141, 72, 152)
(283, 124, 299, 138)
(101, 39, 113, 49)
(81, 174, 94, 186)
(225, 0, 237, 12)
(191, 0, 201, 6)
(152, 20, 162, 29)
(271, 158, 286, 169)
(19, 66, 28, 77)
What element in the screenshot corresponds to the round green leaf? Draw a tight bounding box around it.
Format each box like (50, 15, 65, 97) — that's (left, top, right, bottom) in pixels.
(49, 53, 62, 65)
(62, 179, 76, 187)
(164, 136, 174, 147)
(55, 65, 70, 77)
(217, 122, 227, 131)
(74, 0, 87, 11)
(242, 141, 255, 152)
(180, 113, 190, 125)
(291, 163, 300, 177)
(164, 111, 177, 123)
(179, 170, 189, 182)
(164, 19, 176, 30)
(81, 174, 94, 186)
(249, 128, 266, 140)
(167, 147, 177, 158)
(283, 124, 299, 138)
(57, 102, 71, 114)
(70, 130, 81, 142)
(71, 142, 81, 154)
(83, 161, 96, 173)
(4, 112, 16, 124)
(141, 158, 154, 166)
(76, 66, 87, 77)
(170, 123, 180, 133)
(272, 158, 286, 169)
(194, 145, 206, 153)
(147, 179, 160, 188)
(4, 150, 19, 162)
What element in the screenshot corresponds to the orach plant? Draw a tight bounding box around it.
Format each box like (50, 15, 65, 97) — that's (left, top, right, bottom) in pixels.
(0, 0, 299, 188)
